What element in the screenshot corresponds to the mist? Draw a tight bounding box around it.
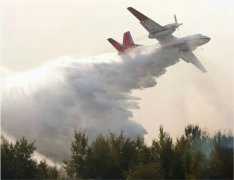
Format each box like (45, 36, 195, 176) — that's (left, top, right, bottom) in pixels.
(1, 46, 181, 161)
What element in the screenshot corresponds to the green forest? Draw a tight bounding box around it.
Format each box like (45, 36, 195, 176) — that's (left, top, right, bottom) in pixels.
(1, 124, 233, 179)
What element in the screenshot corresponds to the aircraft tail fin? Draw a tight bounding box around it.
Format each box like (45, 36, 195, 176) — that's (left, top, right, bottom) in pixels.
(108, 31, 138, 53)
(123, 31, 135, 48)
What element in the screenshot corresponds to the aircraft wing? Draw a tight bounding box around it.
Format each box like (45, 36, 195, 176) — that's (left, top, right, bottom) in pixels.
(127, 7, 165, 34)
(127, 7, 175, 44)
(180, 51, 207, 73)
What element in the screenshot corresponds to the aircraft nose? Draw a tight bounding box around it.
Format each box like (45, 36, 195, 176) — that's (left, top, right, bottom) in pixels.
(204, 36, 211, 42)
(201, 36, 210, 44)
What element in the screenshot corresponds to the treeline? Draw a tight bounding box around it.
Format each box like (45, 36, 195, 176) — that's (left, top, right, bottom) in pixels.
(1, 125, 233, 179)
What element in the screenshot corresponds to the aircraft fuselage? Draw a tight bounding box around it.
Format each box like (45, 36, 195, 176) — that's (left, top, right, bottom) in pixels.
(162, 34, 210, 51)
(148, 23, 182, 39)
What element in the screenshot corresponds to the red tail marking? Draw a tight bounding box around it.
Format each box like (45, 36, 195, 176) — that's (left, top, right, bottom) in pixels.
(107, 38, 124, 52)
(107, 31, 138, 53)
(123, 31, 135, 48)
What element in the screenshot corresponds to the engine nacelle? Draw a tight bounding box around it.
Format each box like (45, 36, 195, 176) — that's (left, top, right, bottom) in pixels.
(148, 28, 175, 39)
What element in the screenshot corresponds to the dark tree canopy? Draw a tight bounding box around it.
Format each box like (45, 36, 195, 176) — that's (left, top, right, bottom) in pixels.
(1, 124, 233, 179)
(1, 137, 58, 179)
(65, 125, 233, 179)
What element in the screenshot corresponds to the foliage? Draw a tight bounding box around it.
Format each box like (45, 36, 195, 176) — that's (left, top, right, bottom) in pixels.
(127, 162, 162, 179)
(64, 131, 144, 179)
(1, 124, 233, 179)
(151, 126, 174, 178)
(209, 132, 234, 179)
(1, 136, 58, 179)
(65, 125, 233, 179)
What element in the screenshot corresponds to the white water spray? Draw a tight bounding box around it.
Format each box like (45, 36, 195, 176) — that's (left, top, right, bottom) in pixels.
(1, 47, 180, 161)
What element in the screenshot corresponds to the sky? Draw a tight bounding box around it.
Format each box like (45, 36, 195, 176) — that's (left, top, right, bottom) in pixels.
(1, 0, 234, 142)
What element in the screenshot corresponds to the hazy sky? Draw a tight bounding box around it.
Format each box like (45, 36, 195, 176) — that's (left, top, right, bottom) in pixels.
(1, 0, 233, 142)
(1, 0, 233, 69)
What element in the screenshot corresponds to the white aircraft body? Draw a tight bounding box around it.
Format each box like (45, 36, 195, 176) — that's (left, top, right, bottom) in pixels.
(127, 7, 210, 72)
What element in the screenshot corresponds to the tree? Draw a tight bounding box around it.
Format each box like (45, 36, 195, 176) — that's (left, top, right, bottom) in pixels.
(65, 124, 233, 179)
(151, 126, 174, 179)
(1, 137, 38, 179)
(209, 132, 233, 179)
(173, 135, 189, 179)
(179, 125, 209, 179)
(65, 132, 147, 179)
(37, 160, 58, 179)
(64, 131, 89, 178)
(127, 162, 162, 179)
(1, 136, 59, 179)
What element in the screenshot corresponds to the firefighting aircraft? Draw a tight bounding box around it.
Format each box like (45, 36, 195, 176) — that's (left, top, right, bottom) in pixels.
(107, 7, 210, 73)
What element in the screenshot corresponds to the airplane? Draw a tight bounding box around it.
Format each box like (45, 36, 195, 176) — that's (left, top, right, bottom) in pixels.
(107, 31, 140, 54)
(126, 7, 210, 73)
(127, 7, 182, 42)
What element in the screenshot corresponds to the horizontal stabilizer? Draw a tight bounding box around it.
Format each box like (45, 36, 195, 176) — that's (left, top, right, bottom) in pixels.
(107, 38, 124, 53)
